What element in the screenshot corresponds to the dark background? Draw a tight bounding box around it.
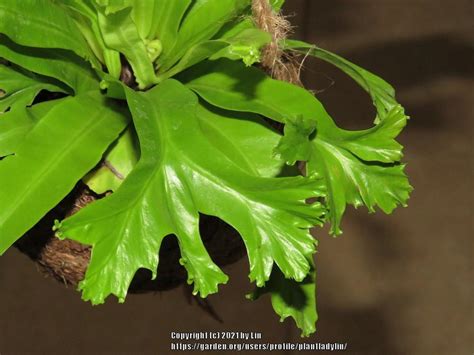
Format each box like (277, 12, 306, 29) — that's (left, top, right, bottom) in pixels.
(0, 1, 472, 354)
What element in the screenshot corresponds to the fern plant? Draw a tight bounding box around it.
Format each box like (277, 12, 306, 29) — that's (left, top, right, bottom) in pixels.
(0, 0, 411, 336)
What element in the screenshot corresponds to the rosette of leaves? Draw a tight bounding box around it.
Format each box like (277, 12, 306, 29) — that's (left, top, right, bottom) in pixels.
(0, 0, 412, 336)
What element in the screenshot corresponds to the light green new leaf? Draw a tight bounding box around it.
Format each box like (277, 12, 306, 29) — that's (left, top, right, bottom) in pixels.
(58, 80, 324, 304)
(83, 126, 139, 194)
(157, 0, 250, 72)
(97, 6, 157, 88)
(59, 0, 122, 79)
(283, 40, 398, 123)
(157, 29, 270, 81)
(0, 93, 129, 254)
(249, 261, 317, 337)
(184, 60, 411, 234)
(125, 0, 189, 41)
(94, 0, 192, 44)
(149, 0, 192, 48)
(275, 115, 317, 166)
(0, 65, 65, 112)
(0, 0, 99, 68)
(0, 99, 61, 157)
(58, 0, 105, 60)
(210, 28, 271, 66)
(0, 35, 99, 94)
(126, 0, 158, 39)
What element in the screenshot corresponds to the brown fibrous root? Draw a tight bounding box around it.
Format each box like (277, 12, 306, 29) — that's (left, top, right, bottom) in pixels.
(252, 0, 303, 85)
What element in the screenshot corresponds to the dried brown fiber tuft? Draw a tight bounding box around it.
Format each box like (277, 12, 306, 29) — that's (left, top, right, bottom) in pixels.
(252, 0, 303, 85)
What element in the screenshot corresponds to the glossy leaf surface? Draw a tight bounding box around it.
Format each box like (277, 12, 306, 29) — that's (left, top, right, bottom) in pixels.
(0, 65, 64, 112)
(58, 80, 324, 304)
(196, 104, 286, 178)
(0, 99, 61, 157)
(184, 60, 411, 234)
(249, 262, 317, 337)
(0, 1, 411, 337)
(84, 103, 288, 194)
(0, 93, 128, 254)
(0, 0, 99, 67)
(0, 35, 99, 94)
